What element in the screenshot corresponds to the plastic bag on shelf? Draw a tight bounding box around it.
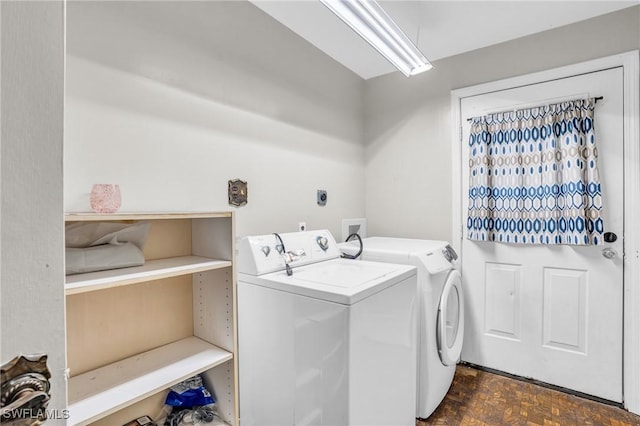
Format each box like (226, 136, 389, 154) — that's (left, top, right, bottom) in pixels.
(163, 404, 228, 426)
(165, 375, 214, 408)
(157, 376, 229, 426)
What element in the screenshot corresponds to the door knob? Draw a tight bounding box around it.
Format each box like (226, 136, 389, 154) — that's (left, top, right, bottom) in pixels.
(602, 247, 617, 259)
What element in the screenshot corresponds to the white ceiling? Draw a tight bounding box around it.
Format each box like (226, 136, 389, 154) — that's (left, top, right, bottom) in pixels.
(250, 1, 638, 79)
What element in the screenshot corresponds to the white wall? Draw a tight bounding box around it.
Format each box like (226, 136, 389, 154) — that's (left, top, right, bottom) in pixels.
(364, 6, 640, 241)
(1, 0, 66, 418)
(64, 1, 365, 239)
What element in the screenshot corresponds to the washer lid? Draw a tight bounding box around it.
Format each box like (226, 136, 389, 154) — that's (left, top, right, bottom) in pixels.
(239, 258, 416, 305)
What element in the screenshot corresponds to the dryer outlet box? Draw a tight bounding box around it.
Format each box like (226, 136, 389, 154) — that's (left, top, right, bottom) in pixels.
(317, 190, 327, 206)
(341, 218, 367, 242)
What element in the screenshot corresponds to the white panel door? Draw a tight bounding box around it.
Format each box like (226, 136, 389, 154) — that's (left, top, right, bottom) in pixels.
(460, 67, 624, 402)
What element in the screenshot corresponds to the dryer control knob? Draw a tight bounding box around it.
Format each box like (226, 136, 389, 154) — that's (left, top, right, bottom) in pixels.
(443, 245, 458, 262)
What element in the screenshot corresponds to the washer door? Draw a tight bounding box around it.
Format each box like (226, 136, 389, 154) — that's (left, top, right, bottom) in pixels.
(437, 269, 464, 366)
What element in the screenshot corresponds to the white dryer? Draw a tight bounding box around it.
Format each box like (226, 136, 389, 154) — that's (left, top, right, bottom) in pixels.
(237, 230, 418, 426)
(340, 237, 464, 419)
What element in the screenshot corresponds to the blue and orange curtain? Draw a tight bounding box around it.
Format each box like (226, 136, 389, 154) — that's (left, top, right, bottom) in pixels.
(467, 98, 603, 245)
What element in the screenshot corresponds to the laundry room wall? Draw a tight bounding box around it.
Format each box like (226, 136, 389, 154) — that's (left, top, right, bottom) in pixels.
(363, 6, 640, 241)
(64, 1, 365, 239)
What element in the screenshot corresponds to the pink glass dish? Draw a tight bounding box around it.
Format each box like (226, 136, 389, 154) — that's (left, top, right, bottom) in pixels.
(90, 184, 121, 213)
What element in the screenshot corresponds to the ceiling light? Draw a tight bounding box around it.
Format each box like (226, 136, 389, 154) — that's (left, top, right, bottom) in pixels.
(320, 0, 432, 77)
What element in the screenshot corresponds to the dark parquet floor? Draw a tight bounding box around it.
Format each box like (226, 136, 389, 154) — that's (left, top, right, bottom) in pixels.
(418, 365, 640, 426)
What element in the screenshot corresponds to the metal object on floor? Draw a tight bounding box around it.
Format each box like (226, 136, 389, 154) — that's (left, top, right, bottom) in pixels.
(0, 354, 51, 425)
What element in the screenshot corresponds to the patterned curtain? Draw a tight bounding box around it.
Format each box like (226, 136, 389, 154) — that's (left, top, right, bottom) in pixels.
(467, 98, 603, 245)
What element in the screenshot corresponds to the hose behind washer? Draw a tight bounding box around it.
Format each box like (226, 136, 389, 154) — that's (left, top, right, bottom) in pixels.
(341, 233, 363, 260)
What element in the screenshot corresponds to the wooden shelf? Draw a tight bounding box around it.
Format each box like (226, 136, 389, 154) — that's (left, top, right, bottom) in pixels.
(64, 212, 238, 424)
(65, 256, 232, 295)
(65, 212, 232, 222)
(67, 337, 233, 426)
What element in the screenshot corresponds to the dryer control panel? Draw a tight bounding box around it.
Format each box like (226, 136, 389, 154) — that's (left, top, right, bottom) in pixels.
(237, 230, 340, 275)
(422, 245, 458, 274)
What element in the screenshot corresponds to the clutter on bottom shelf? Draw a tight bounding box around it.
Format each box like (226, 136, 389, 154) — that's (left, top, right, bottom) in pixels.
(156, 375, 229, 426)
(123, 415, 157, 426)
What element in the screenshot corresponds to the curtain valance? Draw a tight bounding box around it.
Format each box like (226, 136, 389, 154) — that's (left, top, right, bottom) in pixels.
(467, 98, 603, 245)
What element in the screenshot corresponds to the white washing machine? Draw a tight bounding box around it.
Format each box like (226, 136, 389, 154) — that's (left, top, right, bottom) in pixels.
(340, 237, 464, 419)
(237, 230, 418, 426)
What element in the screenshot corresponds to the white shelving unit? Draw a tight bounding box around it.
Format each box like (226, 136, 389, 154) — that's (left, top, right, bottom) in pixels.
(64, 212, 237, 426)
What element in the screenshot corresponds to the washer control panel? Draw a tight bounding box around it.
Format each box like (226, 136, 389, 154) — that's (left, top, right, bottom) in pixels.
(237, 230, 340, 275)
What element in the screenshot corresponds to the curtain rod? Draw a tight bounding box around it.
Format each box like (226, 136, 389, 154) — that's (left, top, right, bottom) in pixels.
(465, 96, 603, 122)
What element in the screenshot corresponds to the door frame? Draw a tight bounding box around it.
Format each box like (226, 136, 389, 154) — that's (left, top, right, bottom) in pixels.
(451, 51, 640, 414)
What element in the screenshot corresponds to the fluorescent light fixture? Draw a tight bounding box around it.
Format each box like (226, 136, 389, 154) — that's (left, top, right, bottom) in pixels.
(320, 0, 432, 77)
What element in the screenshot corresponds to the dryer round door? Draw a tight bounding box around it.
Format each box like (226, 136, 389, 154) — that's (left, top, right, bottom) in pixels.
(437, 269, 464, 366)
